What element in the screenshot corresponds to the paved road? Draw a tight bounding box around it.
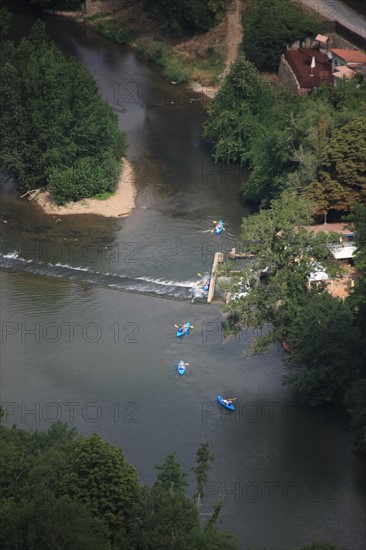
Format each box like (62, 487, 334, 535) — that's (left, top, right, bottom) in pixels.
(297, 0, 366, 38)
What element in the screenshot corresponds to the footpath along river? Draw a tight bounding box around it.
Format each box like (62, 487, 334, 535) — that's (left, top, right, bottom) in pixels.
(0, 14, 365, 549)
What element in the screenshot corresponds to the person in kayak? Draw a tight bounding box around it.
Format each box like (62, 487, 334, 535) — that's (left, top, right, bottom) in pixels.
(178, 324, 186, 332)
(222, 399, 232, 406)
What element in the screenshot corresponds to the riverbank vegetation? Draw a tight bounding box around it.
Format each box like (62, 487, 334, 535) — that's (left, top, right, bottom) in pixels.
(221, 194, 366, 453)
(0, 417, 236, 549)
(136, 37, 224, 83)
(45, 0, 228, 86)
(143, 0, 225, 36)
(204, 0, 366, 452)
(0, 415, 340, 549)
(204, 53, 366, 213)
(0, 15, 127, 204)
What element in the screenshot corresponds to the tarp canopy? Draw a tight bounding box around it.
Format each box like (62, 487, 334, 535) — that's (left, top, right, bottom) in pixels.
(307, 263, 330, 283)
(307, 270, 329, 282)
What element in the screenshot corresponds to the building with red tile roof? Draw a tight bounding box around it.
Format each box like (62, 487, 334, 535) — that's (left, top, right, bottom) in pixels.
(329, 49, 366, 65)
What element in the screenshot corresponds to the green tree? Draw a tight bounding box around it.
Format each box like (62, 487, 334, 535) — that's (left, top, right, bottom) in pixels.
(0, 2, 11, 39)
(0, 20, 127, 203)
(143, 0, 225, 36)
(191, 440, 214, 506)
(134, 451, 236, 549)
(347, 204, 366, 355)
(62, 433, 139, 534)
(344, 379, 366, 454)
(0, 421, 77, 502)
(241, 0, 322, 71)
(0, 420, 238, 548)
(203, 54, 273, 164)
(285, 292, 362, 406)
(0, 495, 111, 550)
(307, 117, 366, 214)
(223, 190, 334, 347)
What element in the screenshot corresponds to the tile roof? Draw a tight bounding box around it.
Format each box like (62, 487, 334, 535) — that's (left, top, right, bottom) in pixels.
(330, 49, 366, 63)
(333, 65, 356, 79)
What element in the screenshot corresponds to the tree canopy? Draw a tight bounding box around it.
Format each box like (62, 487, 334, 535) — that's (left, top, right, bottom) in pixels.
(223, 190, 335, 344)
(0, 419, 236, 549)
(241, 0, 322, 71)
(203, 54, 273, 164)
(0, 20, 127, 204)
(306, 116, 366, 214)
(204, 50, 366, 215)
(143, 0, 225, 36)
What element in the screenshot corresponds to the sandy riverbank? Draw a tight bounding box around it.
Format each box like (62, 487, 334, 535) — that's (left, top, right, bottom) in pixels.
(32, 159, 137, 218)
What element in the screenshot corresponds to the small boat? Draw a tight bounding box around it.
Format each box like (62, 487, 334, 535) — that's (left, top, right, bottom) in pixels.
(176, 322, 191, 337)
(177, 361, 186, 375)
(214, 220, 224, 234)
(217, 395, 235, 411)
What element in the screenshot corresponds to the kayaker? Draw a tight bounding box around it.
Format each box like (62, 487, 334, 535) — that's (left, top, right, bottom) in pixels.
(179, 324, 186, 332)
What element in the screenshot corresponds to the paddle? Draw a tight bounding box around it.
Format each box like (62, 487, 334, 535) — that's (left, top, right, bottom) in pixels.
(227, 397, 237, 401)
(174, 324, 194, 329)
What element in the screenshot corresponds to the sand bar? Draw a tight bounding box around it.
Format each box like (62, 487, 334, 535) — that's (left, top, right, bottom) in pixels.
(32, 159, 136, 218)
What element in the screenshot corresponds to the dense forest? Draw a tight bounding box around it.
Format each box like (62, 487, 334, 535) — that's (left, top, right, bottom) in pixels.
(0, 417, 236, 549)
(0, 415, 340, 549)
(0, 13, 127, 204)
(30, 0, 83, 9)
(142, 0, 225, 36)
(204, 54, 366, 214)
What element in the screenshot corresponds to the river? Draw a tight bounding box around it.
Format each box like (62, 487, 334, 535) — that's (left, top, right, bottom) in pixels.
(0, 14, 365, 550)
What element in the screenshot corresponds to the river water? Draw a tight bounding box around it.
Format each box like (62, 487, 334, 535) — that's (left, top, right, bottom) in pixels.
(1, 14, 365, 550)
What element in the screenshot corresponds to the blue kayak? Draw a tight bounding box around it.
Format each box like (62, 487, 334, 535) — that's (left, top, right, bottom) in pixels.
(177, 361, 186, 375)
(217, 395, 235, 411)
(215, 220, 224, 234)
(176, 322, 190, 337)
